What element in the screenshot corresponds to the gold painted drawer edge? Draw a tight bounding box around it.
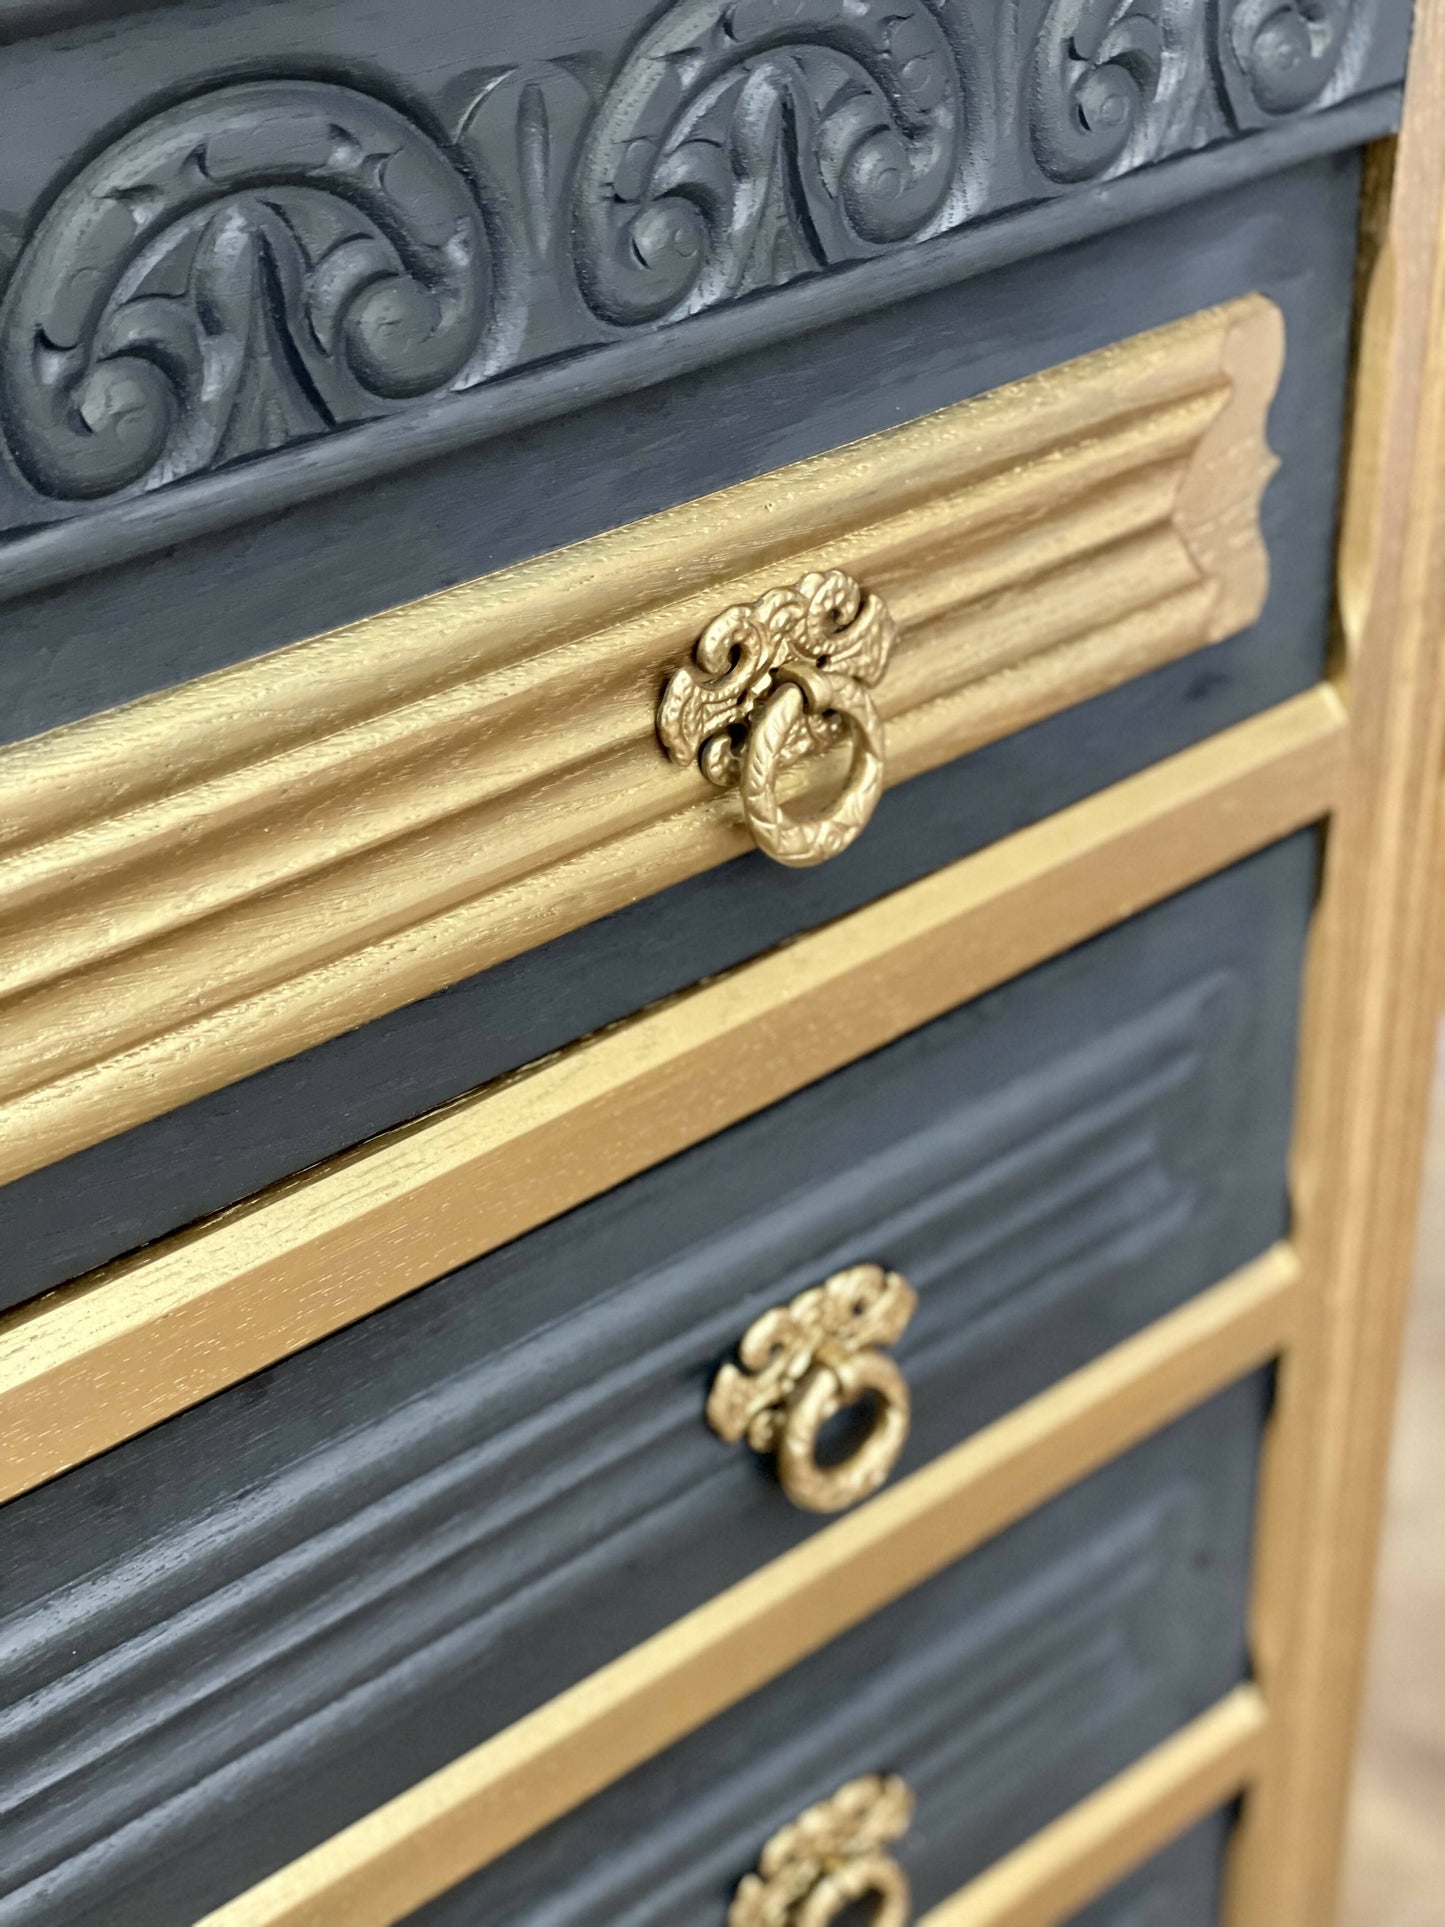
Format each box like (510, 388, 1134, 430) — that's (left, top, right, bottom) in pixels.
(193, 1249, 1295, 1927)
(0, 296, 1282, 1186)
(0, 688, 1343, 1504)
(920, 1686, 1267, 1927)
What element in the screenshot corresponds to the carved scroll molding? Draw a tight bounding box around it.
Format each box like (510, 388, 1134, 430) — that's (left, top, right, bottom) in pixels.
(1214, 0, 1368, 122)
(572, 0, 984, 325)
(1031, 0, 1183, 185)
(0, 0, 1393, 528)
(0, 297, 1281, 1186)
(0, 81, 494, 500)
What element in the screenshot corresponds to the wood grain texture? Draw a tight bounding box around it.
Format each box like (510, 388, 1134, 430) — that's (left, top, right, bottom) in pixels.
(1224, 30, 1445, 1927)
(0, 298, 1282, 1190)
(0, 845, 1312, 1926)
(921, 1687, 1266, 1927)
(399, 1386, 1268, 1927)
(0, 690, 1342, 1503)
(194, 1249, 1297, 1927)
(0, 151, 1373, 1313)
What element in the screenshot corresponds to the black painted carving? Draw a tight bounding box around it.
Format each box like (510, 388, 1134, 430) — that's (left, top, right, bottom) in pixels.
(571, 0, 980, 325)
(0, 0, 1406, 531)
(0, 81, 492, 499)
(1030, 0, 1173, 183)
(1216, 0, 1363, 118)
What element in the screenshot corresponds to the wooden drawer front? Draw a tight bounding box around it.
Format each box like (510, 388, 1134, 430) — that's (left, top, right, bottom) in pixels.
(2, 148, 1365, 1312)
(0, 296, 1281, 1205)
(0, 838, 1308, 1925)
(1067, 1814, 1230, 1927)
(400, 1382, 1264, 1927)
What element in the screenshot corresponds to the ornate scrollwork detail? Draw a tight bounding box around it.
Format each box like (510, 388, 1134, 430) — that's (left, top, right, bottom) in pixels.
(1217, 0, 1359, 116)
(658, 569, 896, 866)
(729, 1774, 916, 1927)
(572, 0, 980, 327)
(0, 81, 492, 500)
(1031, 0, 1173, 183)
(707, 1263, 917, 1512)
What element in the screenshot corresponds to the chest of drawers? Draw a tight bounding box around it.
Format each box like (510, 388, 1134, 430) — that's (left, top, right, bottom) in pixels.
(2, 5, 1443, 1926)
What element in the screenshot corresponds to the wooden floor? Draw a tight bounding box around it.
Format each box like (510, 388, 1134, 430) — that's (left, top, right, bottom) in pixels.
(1338, 1028, 1445, 1927)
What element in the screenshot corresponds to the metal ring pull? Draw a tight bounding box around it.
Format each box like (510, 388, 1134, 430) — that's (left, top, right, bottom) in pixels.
(795, 1853, 911, 1927)
(706, 1264, 917, 1515)
(658, 570, 896, 868)
(728, 1775, 915, 1927)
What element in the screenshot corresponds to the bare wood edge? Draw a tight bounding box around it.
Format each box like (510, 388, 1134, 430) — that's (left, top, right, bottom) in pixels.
(920, 1686, 1268, 1927)
(0, 691, 1343, 1504)
(0, 298, 1282, 1188)
(1224, 33, 1445, 1927)
(194, 1247, 1299, 1927)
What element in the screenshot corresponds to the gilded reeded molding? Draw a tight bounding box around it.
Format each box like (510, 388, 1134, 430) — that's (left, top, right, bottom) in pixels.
(0, 295, 1282, 1186)
(0, 0, 1391, 530)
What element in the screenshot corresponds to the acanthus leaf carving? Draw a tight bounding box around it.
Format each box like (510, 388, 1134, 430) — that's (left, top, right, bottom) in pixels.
(0, 81, 494, 501)
(0, 0, 1395, 523)
(571, 0, 983, 328)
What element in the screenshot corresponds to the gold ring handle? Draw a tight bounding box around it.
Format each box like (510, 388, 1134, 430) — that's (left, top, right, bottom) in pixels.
(728, 1775, 916, 1927)
(706, 1263, 918, 1517)
(777, 1350, 912, 1514)
(657, 570, 896, 869)
(795, 1852, 911, 1927)
(740, 668, 887, 868)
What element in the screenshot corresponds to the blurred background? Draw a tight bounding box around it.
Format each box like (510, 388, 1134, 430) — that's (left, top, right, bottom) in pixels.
(1339, 1025, 1445, 1927)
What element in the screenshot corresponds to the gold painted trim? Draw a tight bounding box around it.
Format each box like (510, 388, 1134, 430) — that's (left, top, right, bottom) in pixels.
(195, 1246, 1299, 1927)
(0, 297, 1282, 1183)
(1222, 33, 1445, 1926)
(920, 1686, 1267, 1927)
(0, 692, 1342, 1503)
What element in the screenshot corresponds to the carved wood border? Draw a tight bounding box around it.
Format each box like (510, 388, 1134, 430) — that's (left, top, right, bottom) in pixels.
(0, 0, 1408, 586)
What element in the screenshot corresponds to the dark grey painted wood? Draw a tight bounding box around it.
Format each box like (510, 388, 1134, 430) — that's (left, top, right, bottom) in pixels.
(0, 0, 1410, 598)
(0, 134, 1371, 741)
(0, 152, 1358, 1308)
(1067, 1812, 1233, 1927)
(0, 844, 1306, 1925)
(403, 1381, 1266, 1926)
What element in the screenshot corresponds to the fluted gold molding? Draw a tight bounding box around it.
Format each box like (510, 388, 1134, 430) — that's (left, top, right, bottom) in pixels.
(0, 690, 1341, 1503)
(195, 1250, 1297, 1927)
(0, 297, 1282, 1184)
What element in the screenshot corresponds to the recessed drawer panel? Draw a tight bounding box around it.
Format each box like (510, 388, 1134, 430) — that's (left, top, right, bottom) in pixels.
(1067, 1812, 1232, 1927)
(0, 837, 1309, 1925)
(402, 1381, 1264, 1927)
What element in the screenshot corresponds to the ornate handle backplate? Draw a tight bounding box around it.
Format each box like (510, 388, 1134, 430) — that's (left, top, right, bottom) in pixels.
(729, 1774, 915, 1927)
(707, 1263, 917, 1514)
(657, 570, 896, 867)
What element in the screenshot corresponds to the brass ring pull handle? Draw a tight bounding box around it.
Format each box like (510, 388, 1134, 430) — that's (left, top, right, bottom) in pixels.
(795, 1853, 911, 1927)
(728, 1775, 915, 1927)
(658, 570, 896, 868)
(706, 1264, 918, 1515)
